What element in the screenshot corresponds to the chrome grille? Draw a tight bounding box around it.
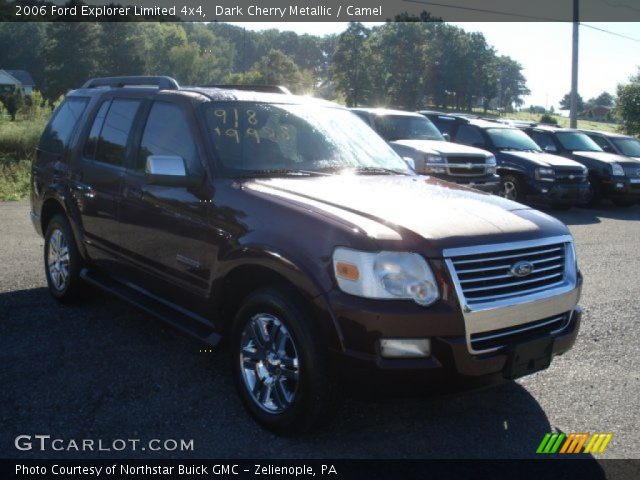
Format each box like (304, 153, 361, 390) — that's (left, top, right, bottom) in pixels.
(470, 312, 570, 351)
(623, 165, 640, 177)
(448, 242, 568, 306)
(445, 155, 487, 177)
(555, 169, 587, 184)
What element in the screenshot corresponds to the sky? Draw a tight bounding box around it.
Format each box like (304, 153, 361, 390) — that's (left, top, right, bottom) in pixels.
(228, 21, 640, 110)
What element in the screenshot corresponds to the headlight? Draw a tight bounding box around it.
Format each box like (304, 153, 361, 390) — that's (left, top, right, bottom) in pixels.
(486, 155, 497, 174)
(535, 167, 555, 181)
(424, 154, 446, 174)
(333, 248, 439, 306)
(610, 163, 625, 176)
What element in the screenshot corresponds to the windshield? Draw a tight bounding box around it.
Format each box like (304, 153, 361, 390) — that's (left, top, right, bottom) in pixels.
(486, 128, 542, 151)
(612, 137, 640, 157)
(203, 103, 412, 177)
(373, 115, 445, 141)
(556, 132, 602, 152)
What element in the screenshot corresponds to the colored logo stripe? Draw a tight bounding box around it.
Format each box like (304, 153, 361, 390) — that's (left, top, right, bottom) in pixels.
(537, 433, 613, 454)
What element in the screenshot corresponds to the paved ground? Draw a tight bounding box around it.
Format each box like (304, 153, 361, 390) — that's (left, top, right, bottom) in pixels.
(1, 200, 639, 460)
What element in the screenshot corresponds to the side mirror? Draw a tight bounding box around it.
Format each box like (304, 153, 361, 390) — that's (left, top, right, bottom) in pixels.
(145, 155, 198, 187)
(442, 133, 450, 142)
(402, 156, 416, 171)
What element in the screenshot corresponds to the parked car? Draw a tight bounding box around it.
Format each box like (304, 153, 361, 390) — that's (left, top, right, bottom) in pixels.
(522, 125, 640, 207)
(351, 108, 500, 193)
(580, 129, 640, 161)
(422, 113, 590, 209)
(31, 77, 583, 434)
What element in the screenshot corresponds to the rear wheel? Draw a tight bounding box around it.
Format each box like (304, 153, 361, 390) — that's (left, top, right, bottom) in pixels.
(44, 214, 84, 303)
(230, 286, 338, 435)
(499, 174, 525, 202)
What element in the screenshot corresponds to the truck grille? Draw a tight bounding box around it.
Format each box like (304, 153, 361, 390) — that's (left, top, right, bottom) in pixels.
(445, 155, 487, 177)
(555, 169, 587, 184)
(470, 312, 570, 351)
(448, 242, 568, 305)
(623, 165, 640, 178)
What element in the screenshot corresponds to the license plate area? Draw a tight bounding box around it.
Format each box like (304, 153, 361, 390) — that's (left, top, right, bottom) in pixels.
(503, 336, 554, 380)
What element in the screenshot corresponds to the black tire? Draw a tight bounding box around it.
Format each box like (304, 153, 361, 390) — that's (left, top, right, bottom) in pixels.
(44, 213, 84, 303)
(612, 198, 635, 207)
(230, 286, 338, 435)
(499, 174, 525, 203)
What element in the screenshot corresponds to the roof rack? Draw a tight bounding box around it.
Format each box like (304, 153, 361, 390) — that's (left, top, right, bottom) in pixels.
(206, 84, 292, 94)
(81, 76, 180, 90)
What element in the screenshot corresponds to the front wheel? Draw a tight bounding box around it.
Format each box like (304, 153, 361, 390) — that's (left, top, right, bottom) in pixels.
(499, 174, 525, 202)
(230, 287, 338, 435)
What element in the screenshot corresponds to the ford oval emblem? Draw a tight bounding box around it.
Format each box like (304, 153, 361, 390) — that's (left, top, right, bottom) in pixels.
(510, 261, 534, 277)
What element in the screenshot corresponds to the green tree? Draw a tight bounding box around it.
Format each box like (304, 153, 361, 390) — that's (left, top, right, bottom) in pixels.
(98, 23, 147, 77)
(0, 88, 25, 121)
(559, 92, 585, 111)
(616, 69, 640, 136)
(331, 23, 372, 106)
(43, 22, 101, 99)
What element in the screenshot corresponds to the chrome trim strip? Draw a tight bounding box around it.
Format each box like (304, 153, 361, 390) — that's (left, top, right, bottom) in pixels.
(464, 280, 566, 303)
(462, 272, 564, 293)
(459, 263, 563, 283)
(471, 314, 565, 343)
(443, 235, 573, 258)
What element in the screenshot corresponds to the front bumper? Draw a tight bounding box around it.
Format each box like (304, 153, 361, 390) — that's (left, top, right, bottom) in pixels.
(526, 180, 590, 206)
(434, 174, 501, 194)
(324, 271, 582, 391)
(601, 177, 640, 202)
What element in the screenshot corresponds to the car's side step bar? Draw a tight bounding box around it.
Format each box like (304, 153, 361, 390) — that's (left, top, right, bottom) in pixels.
(80, 268, 222, 347)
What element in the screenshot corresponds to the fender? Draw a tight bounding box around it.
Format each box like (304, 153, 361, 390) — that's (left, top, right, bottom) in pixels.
(40, 183, 89, 261)
(213, 245, 345, 351)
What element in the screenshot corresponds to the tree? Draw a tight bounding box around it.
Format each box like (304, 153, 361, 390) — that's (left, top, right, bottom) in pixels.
(616, 68, 640, 136)
(559, 92, 585, 111)
(592, 91, 615, 107)
(43, 22, 101, 99)
(0, 88, 25, 120)
(330, 23, 372, 106)
(494, 56, 530, 111)
(97, 23, 147, 77)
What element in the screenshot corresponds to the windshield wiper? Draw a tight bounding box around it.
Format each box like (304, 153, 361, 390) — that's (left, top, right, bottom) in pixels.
(349, 166, 410, 176)
(238, 168, 332, 178)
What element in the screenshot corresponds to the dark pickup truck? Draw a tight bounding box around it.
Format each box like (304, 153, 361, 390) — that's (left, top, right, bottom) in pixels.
(351, 108, 500, 193)
(580, 129, 640, 161)
(523, 125, 640, 207)
(422, 113, 590, 209)
(31, 77, 582, 434)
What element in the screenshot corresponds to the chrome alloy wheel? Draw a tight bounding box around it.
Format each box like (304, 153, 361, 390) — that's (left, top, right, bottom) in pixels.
(239, 313, 300, 413)
(501, 180, 518, 200)
(47, 228, 70, 291)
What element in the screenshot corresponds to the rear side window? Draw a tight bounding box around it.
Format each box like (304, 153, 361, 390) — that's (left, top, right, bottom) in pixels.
(136, 102, 201, 175)
(85, 98, 141, 166)
(38, 97, 89, 155)
(455, 125, 485, 147)
(432, 116, 455, 136)
(529, 131, 557, 152)
(588, 135, 614, 153)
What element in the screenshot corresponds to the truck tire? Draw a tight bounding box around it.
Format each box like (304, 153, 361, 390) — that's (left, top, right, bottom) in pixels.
(500, 174, 525, 203)
(44, 213, 84, 303)
(230, 286, 338, 435)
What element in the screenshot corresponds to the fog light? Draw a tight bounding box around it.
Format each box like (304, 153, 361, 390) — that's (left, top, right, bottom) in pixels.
(379, 338, 431, 358)
(616, 183, 624, 188)
(541, 188, 549, 193)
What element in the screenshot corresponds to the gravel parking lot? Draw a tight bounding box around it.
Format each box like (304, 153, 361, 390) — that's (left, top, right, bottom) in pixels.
(1, 200, 639, 460)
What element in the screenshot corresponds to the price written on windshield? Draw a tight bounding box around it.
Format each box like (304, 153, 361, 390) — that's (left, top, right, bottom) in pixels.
(212, 108, 291, 144)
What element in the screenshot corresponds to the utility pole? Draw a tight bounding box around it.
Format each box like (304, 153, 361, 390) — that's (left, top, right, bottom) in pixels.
(570, 0, 580, 128)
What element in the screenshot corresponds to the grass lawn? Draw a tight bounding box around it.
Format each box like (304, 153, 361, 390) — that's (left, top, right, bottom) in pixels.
(505, 111, 619, 133)
(0, 118, 45, 201)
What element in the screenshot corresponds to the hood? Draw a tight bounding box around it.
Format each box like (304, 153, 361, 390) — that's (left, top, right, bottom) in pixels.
(245, 175, 567, 250)
(391, 139, 491, 157)
(572, 151, 634, 164)
(500, 150, 585, 168)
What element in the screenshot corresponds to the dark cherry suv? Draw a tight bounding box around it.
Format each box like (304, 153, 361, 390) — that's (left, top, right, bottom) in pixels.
(31, 77, 582, 434)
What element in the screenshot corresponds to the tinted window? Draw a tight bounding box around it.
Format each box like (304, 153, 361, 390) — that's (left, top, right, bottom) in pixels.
(611, 137, 640, 157)
(94, 99, 141, 166)
(455, 125, 485, 146)
(38, 97, 89, 155)
(588, 135, 614, 152)
(529, 131, 557, 152)
(486, 128, 541, 151)
(83, 100, 111, 159)
(430, 116, 456, 136)
(137, 102, 201, 175)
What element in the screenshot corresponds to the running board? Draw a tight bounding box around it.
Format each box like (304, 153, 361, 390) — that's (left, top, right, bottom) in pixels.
(80, 268, 222, 347)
